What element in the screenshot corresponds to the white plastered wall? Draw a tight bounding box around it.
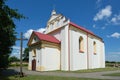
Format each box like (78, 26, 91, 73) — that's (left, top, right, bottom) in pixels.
(69, 26, 105, 70)
(61, 25, 69, 71)
(28, 49, 32, 70)
(88, 36, 105, 69)
(42, 47, 60, 71)
(36, 47, 41, 71)
(29, 44, 60, 71)
(91, 39, 100, 68)
(28, 47, 37, 70)
(69, 27, 87, 71)
(48, 30, 61, 41)
(47, 23, 70, 71)
(100, 42, 105, 68)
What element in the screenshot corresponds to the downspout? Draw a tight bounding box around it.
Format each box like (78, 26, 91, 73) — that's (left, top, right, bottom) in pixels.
(87, 33, 89, 69)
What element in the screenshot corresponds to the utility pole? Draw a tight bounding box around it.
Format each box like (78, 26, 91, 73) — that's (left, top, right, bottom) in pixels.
(17, 32, 27, 77)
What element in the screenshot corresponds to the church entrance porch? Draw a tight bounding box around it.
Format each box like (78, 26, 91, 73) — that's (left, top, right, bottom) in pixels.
(32, 59, 36, 71)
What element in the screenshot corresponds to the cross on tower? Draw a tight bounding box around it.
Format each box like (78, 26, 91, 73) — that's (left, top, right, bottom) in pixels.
(17, 32, 27, 77)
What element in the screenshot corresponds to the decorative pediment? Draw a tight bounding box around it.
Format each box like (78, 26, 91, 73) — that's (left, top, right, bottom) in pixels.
(45, 10, 70, 34)
(27, 31, 60, 46)
(31, 36, 40, 44)
(27, 33, 40, 46)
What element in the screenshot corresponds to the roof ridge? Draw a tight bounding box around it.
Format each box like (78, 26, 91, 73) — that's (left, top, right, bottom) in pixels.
(69, 22, 102, 40)
(69, 22, 94, 34)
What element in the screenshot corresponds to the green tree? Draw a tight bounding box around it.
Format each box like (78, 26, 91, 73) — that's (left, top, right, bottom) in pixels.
(23, 47, 29, 62)
(0, 0, 25, 69)
(9, 56, 20, 63)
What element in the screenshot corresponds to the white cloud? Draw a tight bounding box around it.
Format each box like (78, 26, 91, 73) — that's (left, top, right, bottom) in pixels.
(111, 14, 120, 25)
(23, 28, 45, 39)
(24, 29, 33, 39)
(37, 28, 46, 33)
(96, 0, 101, 3)
(111, 32, 120, 38)
(106, 35, 110, 38)
(110, 52, 120, 55)
(101, 26, 105, 29)
(12, 46, 20, 50)
(11, 46, 25, 58)
(93, 24, 96, 28)
(96, 0, 102, 8)
(107, 32, 120, 38)
(94, 5, 112, 21)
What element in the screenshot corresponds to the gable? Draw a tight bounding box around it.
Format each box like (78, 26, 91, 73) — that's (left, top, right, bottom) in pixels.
(27, 33, 40, 46)
(31, 36, 40, 44)
(27, 31, 60, 46)
(48, 14, 59, 23)
(45, 13, 70, 34)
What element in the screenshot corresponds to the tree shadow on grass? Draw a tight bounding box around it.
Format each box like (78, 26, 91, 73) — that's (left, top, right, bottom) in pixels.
(0, 68, 20, 80)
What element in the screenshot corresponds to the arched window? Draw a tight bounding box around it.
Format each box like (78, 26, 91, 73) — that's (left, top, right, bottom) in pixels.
(93, 41, 97, 55)
(79, 36, 84, 53)
(32, 49, 36, 57)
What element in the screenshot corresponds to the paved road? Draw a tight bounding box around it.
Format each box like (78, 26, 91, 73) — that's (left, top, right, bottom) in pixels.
(10, 67, 120, 80)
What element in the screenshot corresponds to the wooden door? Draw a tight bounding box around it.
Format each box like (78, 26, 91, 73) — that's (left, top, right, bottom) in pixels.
(32, 59, 36, 71)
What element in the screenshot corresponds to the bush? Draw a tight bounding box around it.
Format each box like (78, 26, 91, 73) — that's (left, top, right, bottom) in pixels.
(9, 62, 28, 67)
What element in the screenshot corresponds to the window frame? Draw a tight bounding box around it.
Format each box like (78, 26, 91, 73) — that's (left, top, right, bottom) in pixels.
(93, 41, 97, 55)
(32, 49, 36, 57)
(79, 36, 84, 53)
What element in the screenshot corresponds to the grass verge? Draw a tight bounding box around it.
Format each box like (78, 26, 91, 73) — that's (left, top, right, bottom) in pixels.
(52, 67, 120, 73)
(0, 75, 104, 80)
(103, 73, 120, 76)
(74, 67, 120, 73)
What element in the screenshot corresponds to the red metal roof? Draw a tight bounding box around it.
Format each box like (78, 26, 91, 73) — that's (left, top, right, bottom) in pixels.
(33, 31, 60, 44)
(69, 22, 94, 35)
(69, 22, 102, 40)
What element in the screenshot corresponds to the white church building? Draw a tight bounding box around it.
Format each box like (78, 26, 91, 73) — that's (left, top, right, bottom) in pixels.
(28, 10, 105, 71)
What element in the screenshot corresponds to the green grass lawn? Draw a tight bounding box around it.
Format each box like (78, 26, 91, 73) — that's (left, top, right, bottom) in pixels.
(53, 67, 120, 73)
(0, 75, 104, 80)
(103, 73, 120, 76)
(74, 67, 120, 73)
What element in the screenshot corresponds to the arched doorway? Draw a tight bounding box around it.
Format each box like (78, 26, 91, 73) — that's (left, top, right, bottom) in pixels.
(32, 59, 36, 71)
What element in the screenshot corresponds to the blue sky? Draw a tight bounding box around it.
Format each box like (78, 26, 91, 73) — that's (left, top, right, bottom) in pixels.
(6, 0, 120, 61)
